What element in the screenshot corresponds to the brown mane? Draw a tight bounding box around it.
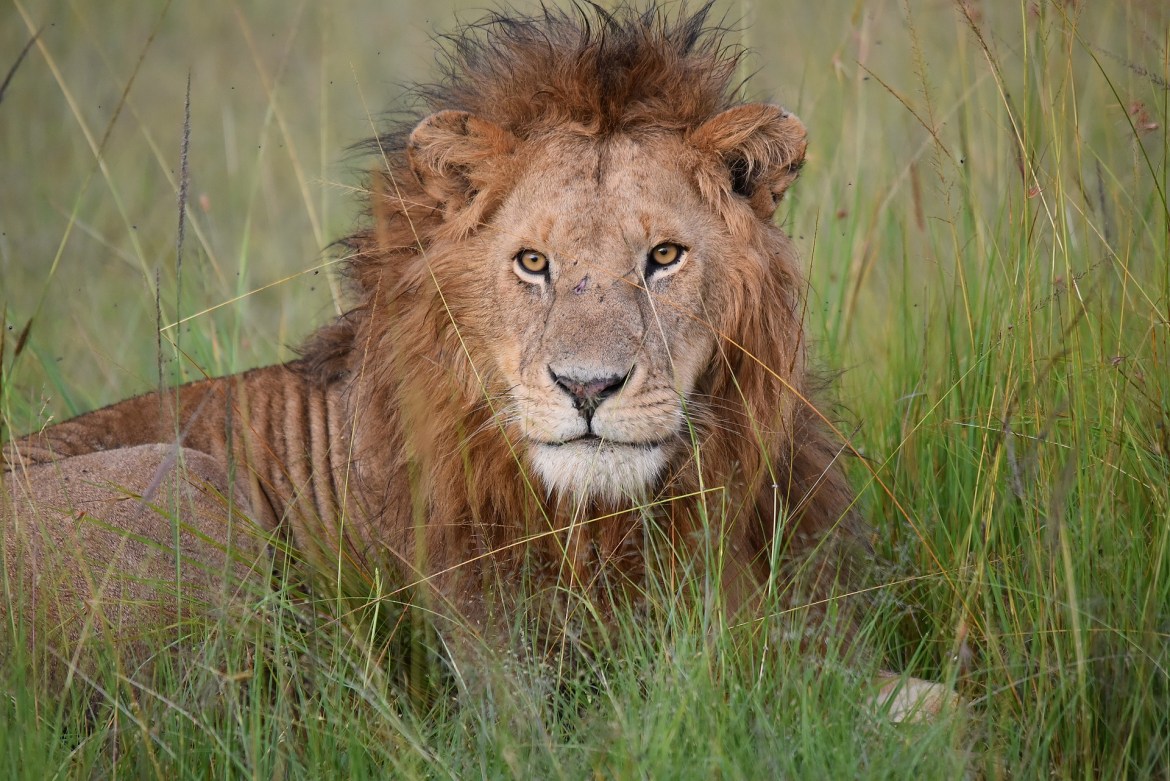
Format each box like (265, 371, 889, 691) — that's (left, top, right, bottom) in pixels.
(299, 2, 863, 629)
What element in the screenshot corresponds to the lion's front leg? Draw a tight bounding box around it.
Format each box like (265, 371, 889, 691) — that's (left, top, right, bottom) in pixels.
(1, 443, 271, 685)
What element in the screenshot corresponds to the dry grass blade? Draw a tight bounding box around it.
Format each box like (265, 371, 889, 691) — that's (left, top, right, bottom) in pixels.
(0, 27, 39, 106)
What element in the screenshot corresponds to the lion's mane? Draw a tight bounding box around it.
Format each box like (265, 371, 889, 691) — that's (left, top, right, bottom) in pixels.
(299, 2, 862, 623)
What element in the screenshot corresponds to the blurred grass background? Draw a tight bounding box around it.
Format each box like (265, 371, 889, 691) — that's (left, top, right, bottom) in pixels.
(2, 0, 1168, 777)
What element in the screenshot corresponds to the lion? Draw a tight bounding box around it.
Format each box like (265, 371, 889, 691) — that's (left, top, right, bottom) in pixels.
(1, 4, 953, 719)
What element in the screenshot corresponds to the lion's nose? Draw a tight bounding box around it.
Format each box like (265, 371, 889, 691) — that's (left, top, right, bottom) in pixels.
(549, 368, 630, 422)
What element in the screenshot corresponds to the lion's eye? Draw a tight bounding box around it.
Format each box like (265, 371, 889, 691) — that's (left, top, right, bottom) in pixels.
(515, 249, 549, 277)
(648, 242, 685, 268)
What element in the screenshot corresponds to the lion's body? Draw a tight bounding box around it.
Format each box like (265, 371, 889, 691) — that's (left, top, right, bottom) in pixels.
(1, 5, 952, 716)
(8, 366, 350, 551)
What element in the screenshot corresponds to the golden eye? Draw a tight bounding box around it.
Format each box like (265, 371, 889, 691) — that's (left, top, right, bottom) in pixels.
(649, 242, 684, 267)
(515, 249, 549, 276)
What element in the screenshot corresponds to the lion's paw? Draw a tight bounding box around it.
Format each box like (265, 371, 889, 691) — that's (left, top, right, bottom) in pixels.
(871, 671, 961, 723)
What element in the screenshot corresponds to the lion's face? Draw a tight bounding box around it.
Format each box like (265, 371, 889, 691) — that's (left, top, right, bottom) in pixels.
(477, 134, 724, 502)
(405, 104, 807, 505)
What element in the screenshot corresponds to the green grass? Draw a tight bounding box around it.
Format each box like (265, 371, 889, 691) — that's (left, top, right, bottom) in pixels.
(2, 0, 1168, 777)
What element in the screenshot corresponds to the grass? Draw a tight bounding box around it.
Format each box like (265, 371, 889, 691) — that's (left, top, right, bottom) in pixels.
(2, 0, 1168, 777)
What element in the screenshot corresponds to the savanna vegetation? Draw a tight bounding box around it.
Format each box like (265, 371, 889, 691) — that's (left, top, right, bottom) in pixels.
(1, 0, 1167, 777)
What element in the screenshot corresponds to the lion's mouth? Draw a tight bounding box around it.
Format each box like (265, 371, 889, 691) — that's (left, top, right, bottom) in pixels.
(533, 434, 673, 450)
(526, 435, 674, 501)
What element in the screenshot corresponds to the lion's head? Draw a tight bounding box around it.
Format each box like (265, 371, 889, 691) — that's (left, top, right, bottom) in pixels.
(402, 106, 806, 504)
(307, 4, 853, 598)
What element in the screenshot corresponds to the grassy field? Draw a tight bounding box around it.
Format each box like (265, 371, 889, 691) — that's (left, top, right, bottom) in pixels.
(2, 0, 1168, 777)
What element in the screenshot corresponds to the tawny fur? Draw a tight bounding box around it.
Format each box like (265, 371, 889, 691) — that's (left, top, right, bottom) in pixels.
(4, 3, 874, 667)
(2, 444, 269, 681)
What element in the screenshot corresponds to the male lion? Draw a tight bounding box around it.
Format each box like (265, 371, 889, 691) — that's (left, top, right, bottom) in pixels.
(2, 4, 951, 718)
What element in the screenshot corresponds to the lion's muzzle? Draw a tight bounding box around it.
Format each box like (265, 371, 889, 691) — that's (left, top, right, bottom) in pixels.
(548, 366, 633, 425)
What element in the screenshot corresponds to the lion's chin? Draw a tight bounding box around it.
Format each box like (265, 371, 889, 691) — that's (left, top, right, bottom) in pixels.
(528, 439, 669, 505)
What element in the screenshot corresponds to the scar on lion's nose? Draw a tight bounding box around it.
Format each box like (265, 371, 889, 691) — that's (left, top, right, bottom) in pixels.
(572, 275, 589, 295)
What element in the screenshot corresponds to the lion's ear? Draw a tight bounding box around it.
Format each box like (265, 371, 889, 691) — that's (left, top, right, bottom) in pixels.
(689, 104, 807, 218)
(407, 110, 517, 215)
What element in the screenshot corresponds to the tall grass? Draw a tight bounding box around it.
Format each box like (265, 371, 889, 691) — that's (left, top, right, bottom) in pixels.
(1, 0, 1167, 777)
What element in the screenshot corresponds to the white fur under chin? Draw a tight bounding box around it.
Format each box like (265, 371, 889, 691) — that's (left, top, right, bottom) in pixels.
(529, 441, 668, 504)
